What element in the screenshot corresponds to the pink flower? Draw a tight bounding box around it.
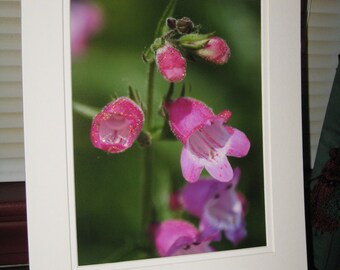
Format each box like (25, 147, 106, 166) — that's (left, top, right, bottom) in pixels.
(154, 220, 212, 257)
(156, 44, 186, 83)
(180, 168, 247, 245)
(71, 1, 103, 57)
(195, 37, 231, 65)
(165, 97, 250, 182)
(90, 97, 144, 153)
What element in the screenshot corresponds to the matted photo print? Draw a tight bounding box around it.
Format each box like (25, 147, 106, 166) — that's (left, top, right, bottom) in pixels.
(70, 0, 265, 265)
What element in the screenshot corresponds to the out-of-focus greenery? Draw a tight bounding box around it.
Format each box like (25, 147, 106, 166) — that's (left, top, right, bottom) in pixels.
(72, 0, 264, 265)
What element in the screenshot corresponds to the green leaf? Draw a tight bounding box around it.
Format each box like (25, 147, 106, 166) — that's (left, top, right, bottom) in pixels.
(143, 37, 164, 63)
(179, 32, 214, 42)
(142, 47, 155, 63)
(154, 0, 178, 39)
(178, 32, 214, 49)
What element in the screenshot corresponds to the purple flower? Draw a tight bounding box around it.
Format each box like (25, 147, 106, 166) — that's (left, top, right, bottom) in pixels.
(195, 36, 231, 65)
(71, 1, 103, 57)
(90, 97, 144, 153)
(154, 220, 213, 257)
(156, 44, 186, 83)
(165, 97, 250, 182)
(180, 168, 247, 245)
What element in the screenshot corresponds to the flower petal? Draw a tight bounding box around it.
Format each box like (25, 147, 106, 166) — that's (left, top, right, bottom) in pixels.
(225, 127, 251, 157)
(71, 1, 103, 57)
(197, 168, 247, 245)
(205, 155, 233, 182)
(225, 222, 247, 246)
(231, 167, 241, 187)
(154, 220, 198, 257)
(180, 180, 218, 217)
(180, 144, 204, 183)
(90, 97, 144, 153)
(165, 97, 215, 144)
(199, 216, 221, 241)
(170, 239, 211, 256)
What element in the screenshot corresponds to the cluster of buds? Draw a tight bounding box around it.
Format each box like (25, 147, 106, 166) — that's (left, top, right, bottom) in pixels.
(143, 17, 231, 83)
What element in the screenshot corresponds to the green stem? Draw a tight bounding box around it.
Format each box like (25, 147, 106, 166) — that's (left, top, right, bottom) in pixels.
(146, 61, 155, 130)
(141, 61, 155, 240)
(141, 0, 177, 245)
(142, 146, 153, 236)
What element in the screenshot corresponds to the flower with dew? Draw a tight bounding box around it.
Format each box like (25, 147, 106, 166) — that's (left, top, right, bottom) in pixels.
(165, 97, 250, 182)
(195, 36, 231, 65)
(90, 97, 144, 153)
(180, 167, 247, 245)
(156, 44, 186, 83)
(71, 0, 103, 57)
(154, 219, 213, 257)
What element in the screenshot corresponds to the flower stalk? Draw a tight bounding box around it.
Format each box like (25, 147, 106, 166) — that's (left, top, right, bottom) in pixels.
(146, 61, 156, 130)
(140, 61, 155, 241)
(141, 0, 178, 241)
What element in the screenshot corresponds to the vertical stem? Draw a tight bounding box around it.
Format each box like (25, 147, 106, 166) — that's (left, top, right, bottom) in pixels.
(141, 61, 155, 240)
(140, 0, 177, 244)
(146, 61, 155, 130)
(142, 146, 153, 235)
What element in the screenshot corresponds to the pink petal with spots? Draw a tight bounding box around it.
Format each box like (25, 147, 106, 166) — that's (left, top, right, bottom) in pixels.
(225, 127, 251, 157)
(180, 144, 204, 183)
(205, 154, 233, 182)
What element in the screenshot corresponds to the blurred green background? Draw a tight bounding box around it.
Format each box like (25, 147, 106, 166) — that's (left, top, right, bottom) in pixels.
(71, 0, 264, 265)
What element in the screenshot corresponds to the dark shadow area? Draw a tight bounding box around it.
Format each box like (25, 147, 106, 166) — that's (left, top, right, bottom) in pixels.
(301, 0, 317, 269)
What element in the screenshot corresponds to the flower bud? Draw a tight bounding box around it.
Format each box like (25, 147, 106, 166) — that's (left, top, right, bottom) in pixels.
(176, 17, 194, 34)
(156, 44, 186, 83)
(166, 17, 177, 30)
(195, 36, 231, 65)
(90, 97, 144, 153)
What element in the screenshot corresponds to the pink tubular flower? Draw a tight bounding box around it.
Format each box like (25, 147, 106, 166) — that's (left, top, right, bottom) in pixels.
(90, 97, 144, 153)
(71, 1, 103, 57)
(165, 97, 250, 182)
(195, 37, 230, 65)
(156, 44, 186, 83)
(154, 220, 212, 257)
(180, 168, 247, 245)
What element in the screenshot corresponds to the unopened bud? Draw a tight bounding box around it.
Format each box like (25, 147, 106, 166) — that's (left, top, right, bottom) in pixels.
(166, 17, 177, 30)
(176, 17, 194, 34)
(156, 44, 186, 83)
(195, 36, 231, 65)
